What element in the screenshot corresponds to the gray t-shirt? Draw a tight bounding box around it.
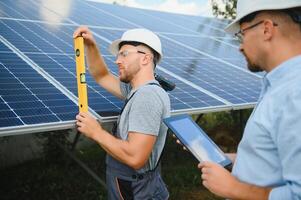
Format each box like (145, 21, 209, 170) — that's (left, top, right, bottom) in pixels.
(116, 80, 170, 173)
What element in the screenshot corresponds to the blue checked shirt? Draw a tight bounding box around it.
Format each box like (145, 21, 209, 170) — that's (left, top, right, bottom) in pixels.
(232, 55, 301, 199)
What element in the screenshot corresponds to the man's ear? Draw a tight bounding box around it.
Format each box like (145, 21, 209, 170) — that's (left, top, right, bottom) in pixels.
(263, 20, 275, 41)
(141, 54, 152, 65)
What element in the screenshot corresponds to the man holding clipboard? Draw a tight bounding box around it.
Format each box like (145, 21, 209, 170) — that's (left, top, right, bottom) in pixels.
(197, 0, 301, 199)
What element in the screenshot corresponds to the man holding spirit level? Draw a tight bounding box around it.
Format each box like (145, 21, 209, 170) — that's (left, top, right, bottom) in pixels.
(73, 27, 170, 199)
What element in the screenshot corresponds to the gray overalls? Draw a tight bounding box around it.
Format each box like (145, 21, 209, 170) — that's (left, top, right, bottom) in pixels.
(106, 83, 169, 200)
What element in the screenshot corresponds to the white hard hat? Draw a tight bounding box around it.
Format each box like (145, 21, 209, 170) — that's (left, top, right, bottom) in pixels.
(225, 0, 301, 34)
(109, 28, 163, 62)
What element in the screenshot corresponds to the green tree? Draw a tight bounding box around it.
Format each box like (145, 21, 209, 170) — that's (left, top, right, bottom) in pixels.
(112, 0, 127, 5)
(211, 0, 237, 19)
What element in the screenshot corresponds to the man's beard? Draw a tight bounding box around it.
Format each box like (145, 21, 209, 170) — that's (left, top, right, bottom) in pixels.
(119, 70, 134, 83)
(243, 52, 263, 72)
(119, 65, 140, 84)
(120, 75, 130, 83)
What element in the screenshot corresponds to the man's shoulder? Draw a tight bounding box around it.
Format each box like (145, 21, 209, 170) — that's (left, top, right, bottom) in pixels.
(136, 84, 170, 102)
(279, 74, 301, 95)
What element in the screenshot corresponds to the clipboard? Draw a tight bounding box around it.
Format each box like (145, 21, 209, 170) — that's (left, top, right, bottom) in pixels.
(164, 114, 232, 167)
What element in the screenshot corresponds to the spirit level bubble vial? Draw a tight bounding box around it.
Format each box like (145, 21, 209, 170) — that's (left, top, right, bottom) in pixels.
(74, 37, 88, 112)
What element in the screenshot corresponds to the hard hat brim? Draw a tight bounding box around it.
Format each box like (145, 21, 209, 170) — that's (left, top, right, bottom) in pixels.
(108, 39, 121, 56)
(224, 19, 241, 34)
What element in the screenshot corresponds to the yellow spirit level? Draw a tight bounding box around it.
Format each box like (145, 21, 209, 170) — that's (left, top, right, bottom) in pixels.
(74, 37, 88, 112)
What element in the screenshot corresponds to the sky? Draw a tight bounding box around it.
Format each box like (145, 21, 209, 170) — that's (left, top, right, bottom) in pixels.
(88, 0, 214, 17)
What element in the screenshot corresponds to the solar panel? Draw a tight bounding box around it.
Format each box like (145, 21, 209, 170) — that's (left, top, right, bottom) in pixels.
(160, 58, 261, 104)
(162, 34, 240, 58)
(0, 19, 123, 116)
(0, 0, 262, 136)
(0, 19, 229, 111)
(0, 42, 78, 135)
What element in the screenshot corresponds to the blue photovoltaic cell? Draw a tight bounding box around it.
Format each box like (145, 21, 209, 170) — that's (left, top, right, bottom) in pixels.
(0, 21, 41, 54)
(135, 8, 229, 37)
(0, 42, 9, 52)
(160, 58, 261, 104)
(87, 1, 194, 34)
(0, 19, 111, 55)
(42, 0, 135, 29)
(158, 71, 225, 110)
(0, 1, 38, 20)
(91, 28, 123, 44)
(0, 0, 73, 24)
(0, 45, 78, 128)
(134, 7, 229, 33)
(162, 34, 241, 59)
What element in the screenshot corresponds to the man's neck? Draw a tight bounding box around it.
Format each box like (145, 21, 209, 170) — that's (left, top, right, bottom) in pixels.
(266, 40, 301, 72)
(130, 70, 155, 90)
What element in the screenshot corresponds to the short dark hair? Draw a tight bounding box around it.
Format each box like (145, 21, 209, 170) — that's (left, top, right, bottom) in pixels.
(239, 11, 260, 24)
(119, 41, 141, 49)
(118, 41, 160, 67)
(281, 7, 301, 30)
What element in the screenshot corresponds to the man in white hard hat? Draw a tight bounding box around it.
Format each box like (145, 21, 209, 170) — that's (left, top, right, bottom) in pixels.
(198, 0, 301, 199)
(73, 27, 170, 199)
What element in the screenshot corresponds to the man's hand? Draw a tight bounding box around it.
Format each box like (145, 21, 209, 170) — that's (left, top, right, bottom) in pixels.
(73, 26, 97, 47)
(198, 161, 272, 199)
(76, 112, 103, 140)
(198, 161, 238, 198)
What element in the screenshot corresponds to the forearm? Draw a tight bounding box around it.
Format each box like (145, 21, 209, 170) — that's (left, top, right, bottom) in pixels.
(92, 129, 144, 169)
(231, 180, 272, 200)
(85, 44, 110, 81)
(85, 44, 123, 99)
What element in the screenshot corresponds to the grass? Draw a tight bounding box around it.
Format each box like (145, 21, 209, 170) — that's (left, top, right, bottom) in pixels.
(0, 110, 249, 199)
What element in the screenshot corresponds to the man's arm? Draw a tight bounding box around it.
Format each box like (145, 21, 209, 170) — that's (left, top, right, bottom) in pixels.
(73, 26, 124, 99)
(198, 162, 272, 200)
(76, 87, 166, 169)
(76, 112, 156, 169)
